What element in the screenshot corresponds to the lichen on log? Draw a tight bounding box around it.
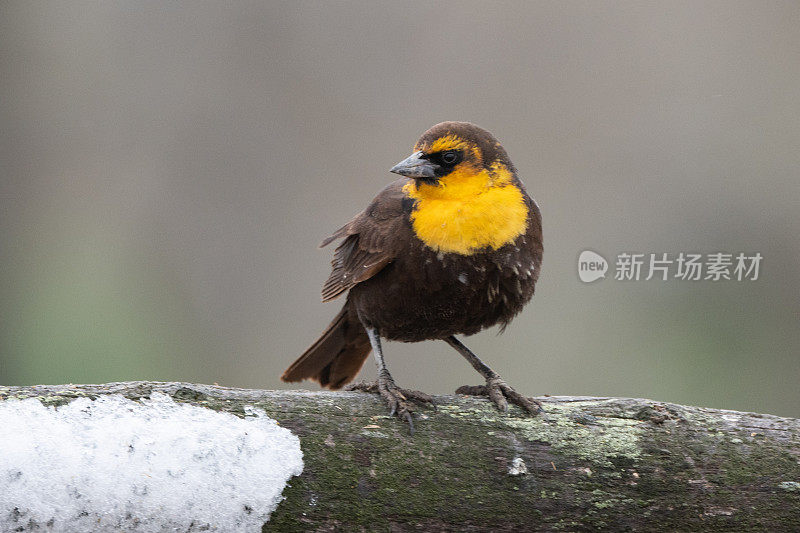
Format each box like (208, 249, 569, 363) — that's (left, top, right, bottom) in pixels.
(1, 381, 799, 532)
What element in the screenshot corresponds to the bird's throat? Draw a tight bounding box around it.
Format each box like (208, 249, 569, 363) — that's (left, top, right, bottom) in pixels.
(402, 163, 528, 255)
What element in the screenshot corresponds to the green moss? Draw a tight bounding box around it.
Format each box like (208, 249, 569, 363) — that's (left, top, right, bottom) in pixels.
(500, 404, 644, 468)
(4, 392, 94, 408)
(265, 399, 553, 531)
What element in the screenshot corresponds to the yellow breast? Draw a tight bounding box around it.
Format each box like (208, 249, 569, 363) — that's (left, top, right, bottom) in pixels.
(402, 163, 529, 255)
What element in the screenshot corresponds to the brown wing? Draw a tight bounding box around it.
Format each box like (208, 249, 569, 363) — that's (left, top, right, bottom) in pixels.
(320, 179, 411, 302)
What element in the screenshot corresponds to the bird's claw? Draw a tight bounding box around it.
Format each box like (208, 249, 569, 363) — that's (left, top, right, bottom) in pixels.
(346, 379, 435, 433)
(456, 376, 541, 416)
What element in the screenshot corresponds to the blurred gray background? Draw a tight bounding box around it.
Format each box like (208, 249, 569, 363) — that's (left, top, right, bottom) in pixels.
(1, 1, 798, 417)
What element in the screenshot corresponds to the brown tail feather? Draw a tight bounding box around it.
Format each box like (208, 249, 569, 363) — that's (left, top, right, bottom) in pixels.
(281, 303, 371, 390)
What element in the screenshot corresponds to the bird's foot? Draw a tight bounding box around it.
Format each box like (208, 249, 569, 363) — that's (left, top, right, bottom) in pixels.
(456, 376, 541, 415)
(346, 379, 435, 433)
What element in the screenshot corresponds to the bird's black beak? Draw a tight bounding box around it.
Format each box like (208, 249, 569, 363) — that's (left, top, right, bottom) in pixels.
(389, 151, 439, 181)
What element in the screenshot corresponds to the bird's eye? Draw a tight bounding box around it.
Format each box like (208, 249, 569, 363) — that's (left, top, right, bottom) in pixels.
(440, 150, 459, 165)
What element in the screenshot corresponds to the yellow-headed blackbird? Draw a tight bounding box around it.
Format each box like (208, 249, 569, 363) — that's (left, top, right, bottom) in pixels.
(282, 122, 543, 430)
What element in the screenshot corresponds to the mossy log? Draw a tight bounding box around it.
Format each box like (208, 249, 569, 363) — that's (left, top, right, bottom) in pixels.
(2, 381, 799, 532)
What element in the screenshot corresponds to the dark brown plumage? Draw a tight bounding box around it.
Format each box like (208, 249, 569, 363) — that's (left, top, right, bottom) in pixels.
(281, 122, 543, 430)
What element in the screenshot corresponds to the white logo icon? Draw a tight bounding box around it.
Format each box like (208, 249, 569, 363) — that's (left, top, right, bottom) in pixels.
(578, 250, 608, 283)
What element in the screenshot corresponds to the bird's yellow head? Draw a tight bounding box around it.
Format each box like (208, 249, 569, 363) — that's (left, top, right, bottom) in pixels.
(390, 121, 515, 188)
(391, 122, 529, 255)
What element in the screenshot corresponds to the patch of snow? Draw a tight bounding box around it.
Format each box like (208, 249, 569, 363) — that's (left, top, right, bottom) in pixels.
(0, 393, 303, 532)
(507, 457, 528, 476)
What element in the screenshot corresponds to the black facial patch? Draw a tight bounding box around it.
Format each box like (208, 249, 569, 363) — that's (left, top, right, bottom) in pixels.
(424, 150, 464, 177)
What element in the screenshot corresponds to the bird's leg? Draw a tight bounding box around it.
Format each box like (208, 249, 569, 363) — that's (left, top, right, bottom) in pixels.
(446, 336, 541, 415)
(345, 326, 434, 433)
